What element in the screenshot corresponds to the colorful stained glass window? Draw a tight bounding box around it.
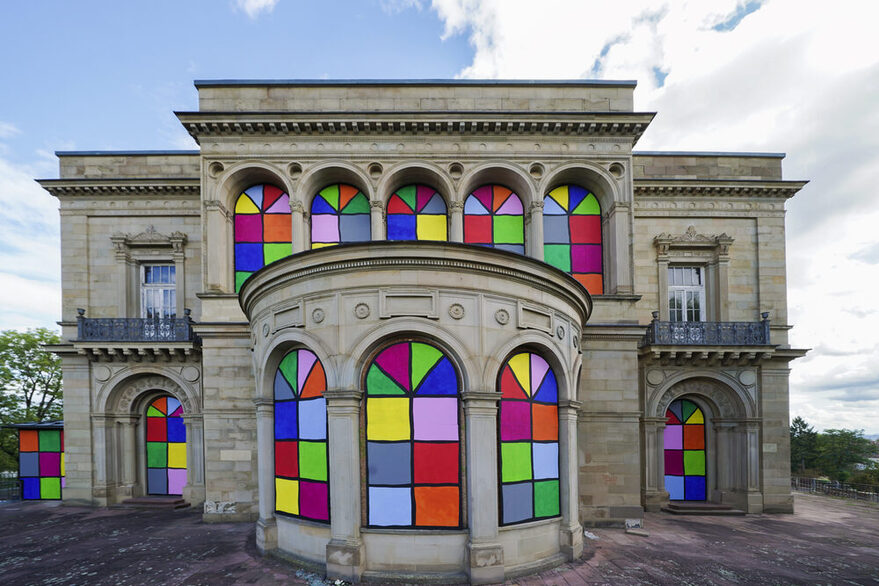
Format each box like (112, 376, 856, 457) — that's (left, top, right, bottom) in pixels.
(310, 184, 371, 248)
(664, 398, 706, 501)
(146, 396, 187, 496)
(463, 184, 525, 255)
(543, 185, 603, 294)
(386, 184, 448, 241)
(364, 341, 461, 528)
(498, 351, 559, 525)
(234, 184, 292, 292)
(274, 348, 329, 522)
(19, 427, 64, 500)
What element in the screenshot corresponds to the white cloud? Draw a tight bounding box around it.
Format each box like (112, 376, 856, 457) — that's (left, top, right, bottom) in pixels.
(235, 0, 279, 19)
(381, 0, 424, 15)
(428, 0, 879, 433)
(0, 121, 20, 139)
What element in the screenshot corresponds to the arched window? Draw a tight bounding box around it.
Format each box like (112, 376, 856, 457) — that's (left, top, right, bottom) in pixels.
(463, 184, 524, 255)
(146, 396, 187, 496)
(234, 184, 292, 293)
(543, 185, 603, 294)
(498, 351, 559, 525)
(386, 184, 448, 241)
(664, 398, 706, 501)
(310, 183, 371, 248)
(364, 341, 461, 528)
(274, 348, 329, 522)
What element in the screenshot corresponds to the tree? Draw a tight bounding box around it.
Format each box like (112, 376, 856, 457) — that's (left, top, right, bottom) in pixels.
(816, 428, 875, 482)
(790, 416, 818, 474)
(0, 328, 63, 472)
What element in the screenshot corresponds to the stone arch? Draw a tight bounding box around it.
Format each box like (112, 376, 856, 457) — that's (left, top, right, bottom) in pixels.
(97, 368, 199, 417)
(650, 373, 754, 420)
(458, 162, 537, 209)
(343, 318, 476, 394)
(295, 160, 375, 211)
(259, 329, 337, 402)
(539, 161, 622, 212)
(216, 161, 294, 213)
(376, 161, 456, 207)
(486, 333, 574, 402)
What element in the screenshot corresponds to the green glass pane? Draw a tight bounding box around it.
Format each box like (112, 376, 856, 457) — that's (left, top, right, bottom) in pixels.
(411, 342, 442, 389)
(278, 351, 298, 395)
(683, 450, 705, 475)
(544, 245, 571, 273)
(396, 185, 417, 211)
(572, 193, 600, 215)
(147, 442, 167, 468)
(235, 271, 253, 293)
(533, 480, 559, 517)
(264, 243, 292, 265)
(681, 400, 697, 422)
(493, 215, 524, 244)
(319, 185, 340, 211)
(341, 193, 370, 214)
(299, 441, 328, 481)
(40, 477, 61, 499)
(366, 364, 406, 395)
(501, 442, 532, 483)
(39, 430, 61, 452)
(147, 405, 164, 417)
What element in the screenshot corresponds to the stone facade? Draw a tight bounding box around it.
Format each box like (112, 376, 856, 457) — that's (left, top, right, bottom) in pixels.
(40, 80, 806, 583)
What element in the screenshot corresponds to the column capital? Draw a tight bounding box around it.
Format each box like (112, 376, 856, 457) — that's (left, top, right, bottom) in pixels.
(529, 200, 545, 212)
(449, 200, 465, 211)
(558, 399, 582, 411)
(324, 388, 363, 403)
(253, 397, 273, 414)
(369, 200, 384, 210)
(290, 200, 305, 213)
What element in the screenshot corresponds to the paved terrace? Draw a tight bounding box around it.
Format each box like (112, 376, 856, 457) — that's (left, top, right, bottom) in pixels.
(0, 494, 876, 585)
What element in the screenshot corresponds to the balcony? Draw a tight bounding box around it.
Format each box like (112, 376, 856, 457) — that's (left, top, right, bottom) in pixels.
(74, 309, 199, 361)
(639, 312, 773, 366)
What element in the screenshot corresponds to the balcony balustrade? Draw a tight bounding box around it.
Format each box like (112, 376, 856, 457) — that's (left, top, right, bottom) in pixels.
(641, 312, 771, 347)
(75, 309, 198, 343)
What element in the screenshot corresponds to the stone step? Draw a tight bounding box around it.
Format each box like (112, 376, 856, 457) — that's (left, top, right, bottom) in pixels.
(662, 501, 745, 516)
(118, 496, 190, 510)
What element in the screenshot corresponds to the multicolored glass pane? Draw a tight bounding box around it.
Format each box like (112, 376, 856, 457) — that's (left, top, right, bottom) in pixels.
(365, 341, 461, 528)
(274, 348, 329, 522)
(310, 184, 371, 248)
(664, 398, 706, 501)
(498, 352, 560, 525)
(463, 184, 525, 255)
(543, 185, 603, 294)
(146, 396, 187, 496)
(19, 428, 64, 500)
(386, 184, 448, 241)
(234, 184, 292, 292)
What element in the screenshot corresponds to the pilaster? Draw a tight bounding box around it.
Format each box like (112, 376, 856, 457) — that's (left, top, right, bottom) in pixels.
(254, 398, 277, 553)
(558, 400, 583, 560)
(369, 200, 384, 241)
(640, 416, 667, 511)
(449, 200, 464, 242)
(528, 201, 544, 261)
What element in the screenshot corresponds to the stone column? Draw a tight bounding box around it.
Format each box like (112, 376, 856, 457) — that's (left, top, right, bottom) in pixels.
(203, 200, 232, 292)
(641, 416, 667, 511)
(324, 389, 364, 582)
(120, 415, 138, 497)
(558, 400, 583, 560)
(254, 398, 277, 553)
(744, 419, 763, 513)
(713, 421, 736, 498)
(291, 201, 306, 253)
(528, 201, 544, 261)
(463, 391, 504, 584)
(91, 414, 114, 505)
(449, 201, 464, 243)
(183, 412, 206, 507)
(370, 200, 385, 241)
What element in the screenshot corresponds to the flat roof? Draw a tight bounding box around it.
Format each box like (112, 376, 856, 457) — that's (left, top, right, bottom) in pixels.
(55, 150, 200, 156)
(3, 420, 63, 430)
(194, 78, 638, 88)
(634, 150, 785, 158)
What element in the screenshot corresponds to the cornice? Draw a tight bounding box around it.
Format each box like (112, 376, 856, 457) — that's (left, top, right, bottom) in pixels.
(634, 179, 807, 199)
(176, 111, 655, 144)
(38, 178, 201, 197)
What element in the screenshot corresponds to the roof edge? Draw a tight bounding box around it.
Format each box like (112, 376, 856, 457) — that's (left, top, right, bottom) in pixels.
(194, 78, 638, 88)
(634, 150, 785, 158)
(55, 150, 200, 157)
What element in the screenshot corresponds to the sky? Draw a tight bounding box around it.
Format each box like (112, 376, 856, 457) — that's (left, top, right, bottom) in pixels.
(1, 0, 877, 434)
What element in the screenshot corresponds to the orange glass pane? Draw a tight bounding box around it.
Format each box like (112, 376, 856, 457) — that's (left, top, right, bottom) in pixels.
(263, 214, 291, 243)
(414, 486, 459, 527)
(532, 404, 559, 441)
(20, 430, 38, 452)
(573, 273, 603, 295)
(683, 424, 705, 450)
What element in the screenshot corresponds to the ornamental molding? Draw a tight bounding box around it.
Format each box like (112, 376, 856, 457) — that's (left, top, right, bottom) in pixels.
(654, 225, 733, 259)
(110, 225, 187, 253)
(634, 179, 806, 200)
(38, 178, 201, 197)
(176, 112, 655, 143)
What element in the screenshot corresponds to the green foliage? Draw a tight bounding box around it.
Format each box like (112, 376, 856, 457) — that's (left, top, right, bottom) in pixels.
(849, 461, 879, 486)
(790, 416, 818, 473)
(789, 417, 877, 483)
(0, 328, 63, 472)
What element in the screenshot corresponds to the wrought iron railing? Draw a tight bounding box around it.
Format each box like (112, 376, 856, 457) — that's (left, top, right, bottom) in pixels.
(641, 312, 770, 346)
(76, 309, 197, 343)
(791, 476, 879, 504)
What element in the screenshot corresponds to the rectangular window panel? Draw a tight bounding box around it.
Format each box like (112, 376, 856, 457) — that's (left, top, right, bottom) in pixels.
(668, 267, 705, 322)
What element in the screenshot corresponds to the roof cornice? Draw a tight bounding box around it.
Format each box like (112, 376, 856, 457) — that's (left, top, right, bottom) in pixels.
(175, 111, 656, 144)
(37, 178, 201, 197)
(194, 78, 638, 88)
(634, 179, 808, 199)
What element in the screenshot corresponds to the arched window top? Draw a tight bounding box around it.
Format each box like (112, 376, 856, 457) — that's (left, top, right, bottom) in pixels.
(463, 184, 525, 255)
(364, 340, 462, 529)
(498, 350, 559, 526)
(146, 395, 187, 496)
(664, 398, 706, 501)
(274, 347, 329, 523)
(234, 184, 292, 292)
(310, 183, 371, 248)
(543, 184, 603, 295)
(386, 184, 448, 242)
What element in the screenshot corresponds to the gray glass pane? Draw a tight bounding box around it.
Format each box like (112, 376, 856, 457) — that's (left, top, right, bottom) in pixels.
(542, 216, 570, 244)
(493, 244, 525, 255)
(339, 215, 371, 243)
(502, 482, 533, 524)
(148, 468, 167, 495)
(367, 442, 411, 485)
(19, 452, 39, 477)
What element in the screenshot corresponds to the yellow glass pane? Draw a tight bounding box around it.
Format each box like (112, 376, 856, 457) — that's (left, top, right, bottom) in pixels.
(366, 398, 411, 441)
(235, 194, 260, 214)
(548, 185, 569, 211)
(168, 443, 187, 468)
(686, 408, 704, 424)
(416, 215, 447, 241)
(508, 353, 531, 396)
(275, 478, 299, 515)
(311, 242, 337, 249)
(60, 453, 65, 477)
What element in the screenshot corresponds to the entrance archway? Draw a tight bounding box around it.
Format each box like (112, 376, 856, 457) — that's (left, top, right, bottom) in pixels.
(146, 395, 187, 496)
(663, 398, 706, 501)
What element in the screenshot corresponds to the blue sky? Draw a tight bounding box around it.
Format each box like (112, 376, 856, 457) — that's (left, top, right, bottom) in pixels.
(1, 0, 878, 434)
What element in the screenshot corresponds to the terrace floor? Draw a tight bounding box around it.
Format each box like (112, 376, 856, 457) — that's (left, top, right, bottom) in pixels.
(0, 493, 876, 585)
